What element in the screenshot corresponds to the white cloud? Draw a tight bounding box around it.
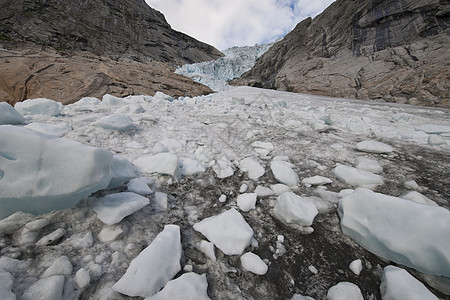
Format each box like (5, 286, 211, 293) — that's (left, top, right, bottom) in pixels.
(146, 0, 335, 50)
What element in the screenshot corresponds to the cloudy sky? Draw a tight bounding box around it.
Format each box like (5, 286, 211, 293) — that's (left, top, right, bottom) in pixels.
(145, 0, 336, 50)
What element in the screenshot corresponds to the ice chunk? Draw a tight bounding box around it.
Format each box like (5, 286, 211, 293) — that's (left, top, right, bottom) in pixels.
(112, 225, 181, 298)
(0, 125, 115, 219)
(91, 192, 149, 225)
(180, 157, 206, 176)
(356, 140, 393, 154)
(160, 138, 185, 153)
(154, 91, 174, 102)
(240, 252, 268, 275)
(349, 259, 362, 276)
(0, 268, 15, 300)
(36, 228, 66, 246)
(237, 193, 257, 212)
(428, 135, 445, 146)
(333, 165, 383, 189)
(94, 115, 134, 131)
(148, 273, 210, 300)
(102, 94, 125, 106)
(25, 122, 72, 137)
(75, 268, 91, 289)
(134, 153, 182, 182)
(380, 266, 438, 300)
(15, 98, 63, 117)
(273, 192, 318, 227)
(193, 208, 253, 255)
(127, 178, 152, 195)
(0, 102, 25, 125)
(0, 212, 33, 236)
(239, 183, 249, 193)
(66, 231, 94, 249)
(25, 219, 50, 231)
(354, 157, 382, 174)
(338, 188, 450, 277)
(212, 156, 235, 179)
(415, 124, 450, 134)
(308, 265, 318, 274)
(254, 185, 274, 198)
(42, 256, 73, 278)
(155, 192, 168, 209)
(22, 275, 65, 300)
(392, 112, 413, 122)
(270, 184, 292, 194)
(98, 225, 123, 242)
(239, 157, 265, 180)
(291, 294, 315, 300)
(326, 282, 363, 300)
(109, 155, 137, 188)
(301, 176, 332, 186)
(199, 240, 216, 262)
(401, 191, 439, 206)
(271, 160, 299, 186)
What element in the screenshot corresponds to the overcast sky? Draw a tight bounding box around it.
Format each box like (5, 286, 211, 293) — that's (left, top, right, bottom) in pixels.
(145, 0, 335, 50)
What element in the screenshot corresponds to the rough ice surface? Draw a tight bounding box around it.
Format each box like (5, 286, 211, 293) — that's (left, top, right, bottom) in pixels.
(21, 275, 65, 300)
(274, 192, 318, 227)
(42, 255, 73, 278)
(212, 156, 235, 178)
(25, 122, 72, 137)
(354, 157, 382, 174)
(180, 157, 206, 176)
(326, 282, 363, 300)
(271, 160, 299, 186)
(415, 124, 450, 134)
(380, 266, 438, 300)
(93, 115, 134, 131)
(0, 268, 15, 300)
(134, 153, 182, 182)
(112, 225, 181, 298)
(193, 208, 253, 255)
(148, 272, 210, 300)
(0, 125, 114, 219)
(239, 157, 265, 180)
(0, 102, 25, 124)
(356, 140, 393, 154)
(90, 192, 150, 225)
(14, 98, 63, 116)
(338, 188, 450, 277)
(240, 252, 268, 275)
(333, 165, 383, 189)
(301, 175, 333, 186)
(127, 178, 152, 195)
(236, 193, 257, 212)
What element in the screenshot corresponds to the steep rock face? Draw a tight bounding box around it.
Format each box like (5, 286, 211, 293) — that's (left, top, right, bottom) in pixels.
(0, 0, 223, 104)
(232, 0, 450, 108)
(0, 0, 223, 68)
(0, 47, 213, 105)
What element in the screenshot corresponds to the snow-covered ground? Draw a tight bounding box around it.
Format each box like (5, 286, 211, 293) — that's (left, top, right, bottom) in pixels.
(175, 43, 273, 91)
(1, 85, 450, 299)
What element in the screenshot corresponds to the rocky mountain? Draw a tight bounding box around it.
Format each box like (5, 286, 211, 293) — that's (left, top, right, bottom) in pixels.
(231, 0, 450, 108)
(0, 0, 223, 104)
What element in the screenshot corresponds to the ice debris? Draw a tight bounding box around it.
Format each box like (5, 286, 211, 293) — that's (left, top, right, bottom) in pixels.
(14, 98, 63, 117)
(236, 193, 257, 212)
(134, 153, 182, 182)
(193, 208, 253, 255)
(274, 192, 318, 227)
(113, 225, 181, 298)
(270, 160, 299, 186)
(21, 275, 65, 300)
(0, 102, 25, 125)
(239, 157, 265, 180)
(240, 252, 268, 275)
(380, 266, 438, 300)
(94, 115, 134, 131)
(149, 272, 210, 300)
(326, 282, 363, 300)
(91, 192, 150, 225)
(338, 188, 450, 277)
(333, 165, 383, 189)
(356, 140, 393, 154)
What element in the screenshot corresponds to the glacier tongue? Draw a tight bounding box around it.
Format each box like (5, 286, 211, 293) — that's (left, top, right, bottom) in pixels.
(175, 43, 274, 91)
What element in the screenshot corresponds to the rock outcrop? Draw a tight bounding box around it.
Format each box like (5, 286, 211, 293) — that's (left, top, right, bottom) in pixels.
(231, 0, 450, 108)
(0, 0, 223, 104)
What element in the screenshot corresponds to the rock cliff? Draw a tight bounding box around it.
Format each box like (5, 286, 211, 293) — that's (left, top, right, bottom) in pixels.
(0, 0, 223, 104)
(231, 0, 450, 108)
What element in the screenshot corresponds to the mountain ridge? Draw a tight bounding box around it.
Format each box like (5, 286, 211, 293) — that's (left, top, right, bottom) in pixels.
(231, 0, 450, 108)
